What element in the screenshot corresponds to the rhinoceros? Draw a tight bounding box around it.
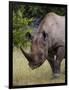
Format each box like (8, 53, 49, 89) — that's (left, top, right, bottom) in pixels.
(20, 12, 65, 77)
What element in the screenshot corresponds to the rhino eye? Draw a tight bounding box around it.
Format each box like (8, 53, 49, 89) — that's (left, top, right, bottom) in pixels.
(42, 31, 48, 40)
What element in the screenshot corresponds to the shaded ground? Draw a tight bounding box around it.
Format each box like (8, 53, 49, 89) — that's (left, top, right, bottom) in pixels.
(13, 48, 65, 86)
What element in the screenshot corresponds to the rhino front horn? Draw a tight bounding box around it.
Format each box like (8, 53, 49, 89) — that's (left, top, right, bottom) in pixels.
(20, 46, 32, 62)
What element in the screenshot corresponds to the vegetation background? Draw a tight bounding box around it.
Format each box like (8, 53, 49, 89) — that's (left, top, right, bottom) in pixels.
(12, 2, 66, 86)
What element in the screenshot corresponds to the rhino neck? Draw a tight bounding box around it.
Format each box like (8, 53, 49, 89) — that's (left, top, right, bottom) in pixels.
(20, 46, 32, 62)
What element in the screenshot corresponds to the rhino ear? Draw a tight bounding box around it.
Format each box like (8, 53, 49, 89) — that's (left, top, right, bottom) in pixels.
(26, 32, 32, 40)
(42, 31, 48, 40)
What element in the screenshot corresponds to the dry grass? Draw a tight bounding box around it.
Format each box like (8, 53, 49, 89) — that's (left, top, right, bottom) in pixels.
(13, 48, 65, 86)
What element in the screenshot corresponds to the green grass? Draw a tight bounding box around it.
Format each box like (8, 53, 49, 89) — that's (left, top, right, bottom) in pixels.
(13, 47, 65, 86)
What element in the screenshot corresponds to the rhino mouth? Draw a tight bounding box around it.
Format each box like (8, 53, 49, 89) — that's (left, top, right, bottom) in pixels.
(28, 60, 45, 69)
(28, 63, 42, 69)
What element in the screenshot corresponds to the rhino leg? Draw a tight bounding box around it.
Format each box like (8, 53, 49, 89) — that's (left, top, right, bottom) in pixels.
(48, 46, 65, 78)
(53, 46, 65, 77)
(53, 59, 61, 77)
(47, 56, 54, 73)
(54, 47, 65, 73)
(47, 56, 60, 78)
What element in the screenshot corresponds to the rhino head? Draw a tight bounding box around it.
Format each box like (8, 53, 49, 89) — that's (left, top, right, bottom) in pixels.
(20, 31, 49, 69)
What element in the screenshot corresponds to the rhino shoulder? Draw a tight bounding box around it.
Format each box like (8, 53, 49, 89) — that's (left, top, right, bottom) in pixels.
(38, 12, 57, 32)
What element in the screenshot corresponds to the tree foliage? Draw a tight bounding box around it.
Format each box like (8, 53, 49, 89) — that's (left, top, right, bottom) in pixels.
(13, 5, 33, 47)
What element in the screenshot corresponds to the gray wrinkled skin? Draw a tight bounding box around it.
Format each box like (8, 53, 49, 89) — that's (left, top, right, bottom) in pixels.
(20, 12, 65, 77)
